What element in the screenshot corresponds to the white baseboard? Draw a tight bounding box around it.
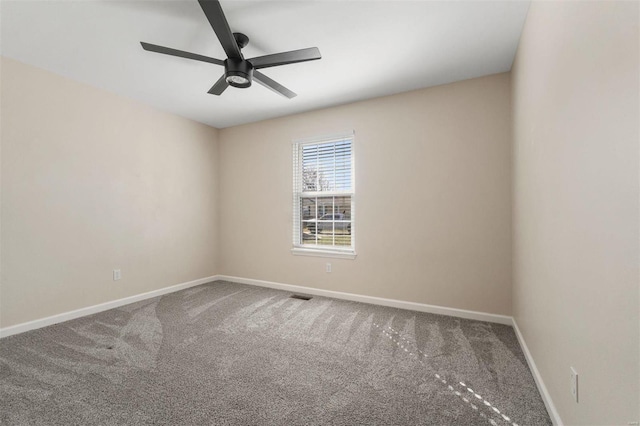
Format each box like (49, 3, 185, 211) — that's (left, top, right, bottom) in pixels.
(0, 275, 217, 339)
(512, 318, 563, 425)
(214, 274, 513, 325)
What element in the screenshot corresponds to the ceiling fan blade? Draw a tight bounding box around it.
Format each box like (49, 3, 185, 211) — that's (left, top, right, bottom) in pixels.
(140, 42, 224, 66)
(253, 71, 297, 99)
(249, 47, 321, 69)
(208, 74, 229, 95)
(198, 0, 243, 60)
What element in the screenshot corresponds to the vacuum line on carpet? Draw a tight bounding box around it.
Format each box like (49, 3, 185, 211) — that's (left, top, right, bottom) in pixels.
(373, 322, 519, 426)
(382, 323, 518, 426)
(384, 324, 517, 424)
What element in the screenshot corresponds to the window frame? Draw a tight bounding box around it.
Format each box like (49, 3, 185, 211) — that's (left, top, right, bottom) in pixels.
(291, 132, 356, 259)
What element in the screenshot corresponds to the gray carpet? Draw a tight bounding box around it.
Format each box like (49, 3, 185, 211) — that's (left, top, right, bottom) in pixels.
(0, 280, 551, 425)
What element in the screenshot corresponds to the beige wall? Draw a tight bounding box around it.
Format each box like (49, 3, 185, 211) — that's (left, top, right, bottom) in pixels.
(511, 2, 639, 425)
(218, 73, 513, 315)
(0, 57, 220, 328)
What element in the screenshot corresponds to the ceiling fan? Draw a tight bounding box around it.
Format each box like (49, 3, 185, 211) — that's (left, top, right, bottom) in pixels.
(140, 0, 321, 99)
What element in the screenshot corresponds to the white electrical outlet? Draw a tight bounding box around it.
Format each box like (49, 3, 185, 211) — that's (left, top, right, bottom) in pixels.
(113, 269, 121, 281)
(326, 263, 332, 273)
(570, 367, 578, 403)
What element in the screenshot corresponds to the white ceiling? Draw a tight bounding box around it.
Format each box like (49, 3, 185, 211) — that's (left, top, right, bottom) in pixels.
(0, 0, 530, 128)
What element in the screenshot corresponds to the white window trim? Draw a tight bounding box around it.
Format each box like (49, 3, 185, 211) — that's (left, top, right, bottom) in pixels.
(292, 131, 356, 259)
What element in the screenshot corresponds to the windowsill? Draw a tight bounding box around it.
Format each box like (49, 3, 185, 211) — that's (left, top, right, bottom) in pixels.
(291, 247, 357, 260)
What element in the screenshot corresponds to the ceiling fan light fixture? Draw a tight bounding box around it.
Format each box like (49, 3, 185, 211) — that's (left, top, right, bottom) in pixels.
(225, 71, 251, 88)
(224, 58, 253, 88)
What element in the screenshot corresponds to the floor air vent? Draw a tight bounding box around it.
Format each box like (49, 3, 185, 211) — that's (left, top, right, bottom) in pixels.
(290, 294, 312, 301)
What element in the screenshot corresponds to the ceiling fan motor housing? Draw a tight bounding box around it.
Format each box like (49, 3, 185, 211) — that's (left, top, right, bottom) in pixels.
(225, 58, 253, 88)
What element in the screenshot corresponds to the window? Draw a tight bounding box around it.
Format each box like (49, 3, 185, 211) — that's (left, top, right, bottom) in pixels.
(292, 132, 355, 258)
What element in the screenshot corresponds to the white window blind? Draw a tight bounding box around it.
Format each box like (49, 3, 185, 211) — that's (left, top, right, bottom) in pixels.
(292, 132, 355, 258)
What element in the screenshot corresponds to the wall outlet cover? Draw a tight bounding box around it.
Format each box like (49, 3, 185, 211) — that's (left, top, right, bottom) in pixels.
(570, 367, 578, 403)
